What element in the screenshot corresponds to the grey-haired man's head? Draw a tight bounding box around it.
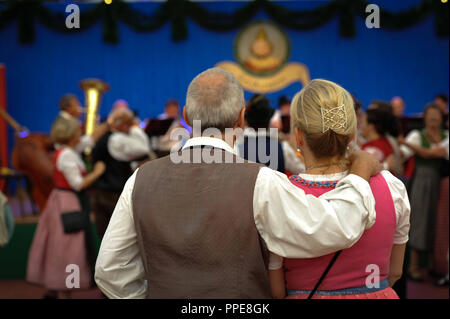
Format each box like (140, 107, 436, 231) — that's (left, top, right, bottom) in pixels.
(184, 68, 245, 132)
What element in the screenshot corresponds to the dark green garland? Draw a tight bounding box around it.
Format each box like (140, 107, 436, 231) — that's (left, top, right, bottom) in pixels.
(0, 0, 447, 44)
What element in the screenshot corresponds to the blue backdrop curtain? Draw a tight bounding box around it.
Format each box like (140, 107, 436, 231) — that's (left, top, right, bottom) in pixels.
(0, 0, 448, 156)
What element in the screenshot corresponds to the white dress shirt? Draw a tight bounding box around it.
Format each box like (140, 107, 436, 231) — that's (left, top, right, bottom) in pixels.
(56, 147, 86, 192)
(268, 170, 411, 270)
(107, 127, 150, 162)
(95, 136, 376, 299)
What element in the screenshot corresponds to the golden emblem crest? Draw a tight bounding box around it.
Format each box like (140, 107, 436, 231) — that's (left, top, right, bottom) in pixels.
(216, 21, 310, 93)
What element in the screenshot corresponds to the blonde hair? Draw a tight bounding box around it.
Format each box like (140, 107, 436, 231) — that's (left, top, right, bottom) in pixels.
(290, 79, 356, 158)
(51, 117, 80, 145)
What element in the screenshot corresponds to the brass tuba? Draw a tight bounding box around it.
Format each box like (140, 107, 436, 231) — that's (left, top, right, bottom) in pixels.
(79, 78, 110, 137)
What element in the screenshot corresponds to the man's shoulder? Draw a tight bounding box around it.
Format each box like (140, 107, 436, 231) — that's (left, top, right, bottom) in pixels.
(134, 155, 174, 179)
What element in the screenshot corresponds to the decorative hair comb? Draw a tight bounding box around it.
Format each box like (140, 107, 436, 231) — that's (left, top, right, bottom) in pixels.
(321, 104, 347, 133)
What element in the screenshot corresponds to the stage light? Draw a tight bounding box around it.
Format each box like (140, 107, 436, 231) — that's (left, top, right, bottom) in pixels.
(105, 0, 112, 5)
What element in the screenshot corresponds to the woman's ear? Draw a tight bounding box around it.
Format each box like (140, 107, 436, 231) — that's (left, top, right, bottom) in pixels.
(183, 106, 191, 127)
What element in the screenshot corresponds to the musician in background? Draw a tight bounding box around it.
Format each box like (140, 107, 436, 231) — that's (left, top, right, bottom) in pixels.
(91, 109, 150, 239)
(391, 96, 406, 118)
(57, 94, 109, 153)
(157, 98, 180, 120)
(110, 99, 129, 115)
(151, 99, 183, 157)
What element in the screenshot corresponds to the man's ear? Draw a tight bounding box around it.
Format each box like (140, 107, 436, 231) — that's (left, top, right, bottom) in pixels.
(234, 108, 246, 129)
(183, 106, 191, 127)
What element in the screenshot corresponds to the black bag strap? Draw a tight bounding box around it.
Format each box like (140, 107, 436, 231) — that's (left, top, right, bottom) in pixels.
(307, 250, 342, 299)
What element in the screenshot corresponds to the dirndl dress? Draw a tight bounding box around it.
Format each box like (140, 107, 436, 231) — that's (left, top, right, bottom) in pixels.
(408, 130, 447, 252)
(26, 189, 92, 290)
(26, 147, 96, 291)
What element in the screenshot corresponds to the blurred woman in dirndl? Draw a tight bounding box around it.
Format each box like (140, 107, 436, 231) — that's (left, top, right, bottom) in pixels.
(399, 103, 448, 281)
(26, 117, 105, 298)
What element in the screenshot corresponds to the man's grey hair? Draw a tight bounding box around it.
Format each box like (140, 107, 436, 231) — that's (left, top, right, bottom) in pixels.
(186, 67, 244, 132)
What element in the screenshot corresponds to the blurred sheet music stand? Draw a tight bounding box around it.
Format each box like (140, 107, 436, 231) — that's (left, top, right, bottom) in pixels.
(144, 118, 175, 137)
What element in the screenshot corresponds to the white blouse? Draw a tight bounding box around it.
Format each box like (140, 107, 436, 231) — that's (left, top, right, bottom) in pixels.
(269, 170, 411, 270)
(400, 129, 449, 161)
(56, 147, 86, 192)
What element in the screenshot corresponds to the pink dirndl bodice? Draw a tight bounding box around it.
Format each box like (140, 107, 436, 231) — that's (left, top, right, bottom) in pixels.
(285, 173, 399, 299)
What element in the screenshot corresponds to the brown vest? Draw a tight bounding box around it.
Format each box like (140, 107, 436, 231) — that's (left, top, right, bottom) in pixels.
(132, 147, 271, 298)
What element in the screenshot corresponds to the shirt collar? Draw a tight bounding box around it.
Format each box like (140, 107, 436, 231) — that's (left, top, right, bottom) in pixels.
(182, 136, 236, 155)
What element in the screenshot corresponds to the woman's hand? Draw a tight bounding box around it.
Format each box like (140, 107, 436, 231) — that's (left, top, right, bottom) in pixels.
(80, 161, 106, 190)
(348, 150, 383, 181)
